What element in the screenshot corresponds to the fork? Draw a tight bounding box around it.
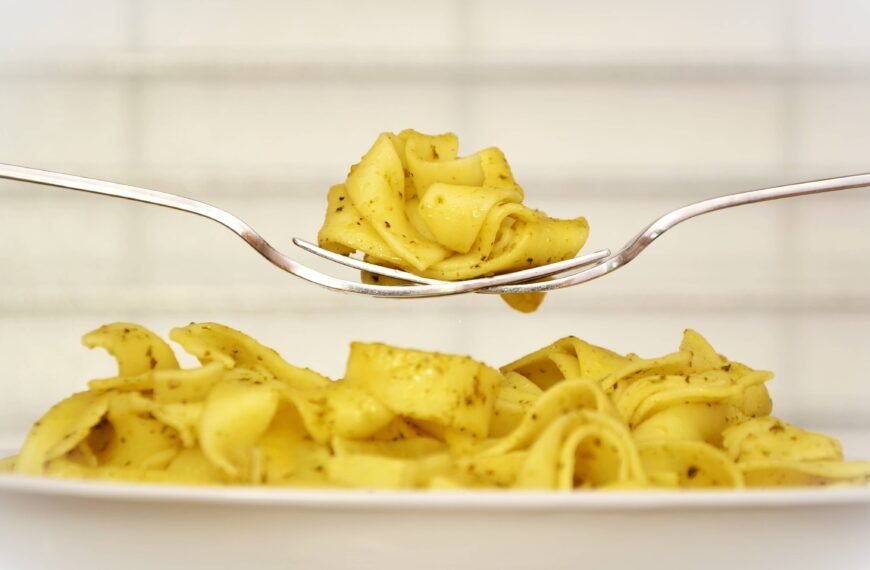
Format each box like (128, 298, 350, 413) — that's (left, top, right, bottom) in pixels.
(0, 163, 609, 297)
(3, 163, 868, 298)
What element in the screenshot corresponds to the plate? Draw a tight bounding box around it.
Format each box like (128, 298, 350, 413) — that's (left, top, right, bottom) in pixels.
(1, 473, 869, 570)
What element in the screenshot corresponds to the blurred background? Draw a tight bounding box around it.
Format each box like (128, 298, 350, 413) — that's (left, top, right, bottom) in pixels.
(1, 0, 869, 450)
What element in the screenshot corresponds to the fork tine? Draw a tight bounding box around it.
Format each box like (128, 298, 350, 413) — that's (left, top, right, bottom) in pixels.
(292, 237, 611, 287)
(291, 238, 444, 285)
(479, 255, 619, 294)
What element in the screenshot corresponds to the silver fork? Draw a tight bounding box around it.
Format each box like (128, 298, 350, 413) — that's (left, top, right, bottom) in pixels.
(3, 163, 869, 298)
(0, 163, 609, 297)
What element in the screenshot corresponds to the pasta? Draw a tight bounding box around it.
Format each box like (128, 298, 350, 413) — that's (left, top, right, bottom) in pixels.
(4, 322, 869, 491)
(317, 129, 590, 312)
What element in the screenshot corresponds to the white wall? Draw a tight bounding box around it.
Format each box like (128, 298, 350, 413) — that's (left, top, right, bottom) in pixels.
(2, 0, 870, 444)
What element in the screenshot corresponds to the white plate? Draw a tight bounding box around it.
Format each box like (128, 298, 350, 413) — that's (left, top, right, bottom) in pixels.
(1, 473, 869, 570)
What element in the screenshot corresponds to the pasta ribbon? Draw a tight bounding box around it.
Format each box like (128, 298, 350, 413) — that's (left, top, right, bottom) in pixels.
(199, 370, 280, 480)
(15, 391, 110, 475)
(170, 322, 330, 391)
(344, 342, 501, 439)
(515, 411, 645, 490)
(722, 417, 870, 487)
(317, 130, 589, 312)
(638, 440, 744, 489)
(83, 323, 179, 376)
(6, 323, 870, 491)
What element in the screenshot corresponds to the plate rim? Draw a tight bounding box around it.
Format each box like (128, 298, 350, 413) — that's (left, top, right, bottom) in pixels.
(2, 473, 870, 511)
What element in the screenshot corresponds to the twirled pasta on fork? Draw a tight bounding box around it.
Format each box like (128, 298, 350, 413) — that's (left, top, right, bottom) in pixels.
(317, 129, 589, 312)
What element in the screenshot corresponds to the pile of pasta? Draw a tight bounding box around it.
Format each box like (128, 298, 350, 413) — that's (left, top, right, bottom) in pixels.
(4, 322, 869, 490)
(317, 129, 589, 312)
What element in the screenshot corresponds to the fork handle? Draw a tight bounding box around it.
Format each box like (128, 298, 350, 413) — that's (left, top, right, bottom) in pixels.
(0, 162, 327, 284)
(650, 172, 870, 241)
(0, 163, 261, 242)
(615, 173, 870, 281)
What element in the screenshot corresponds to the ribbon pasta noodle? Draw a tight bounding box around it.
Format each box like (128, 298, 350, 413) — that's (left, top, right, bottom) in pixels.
(4, 322, 869, 490)
(317, 129, 590, 312)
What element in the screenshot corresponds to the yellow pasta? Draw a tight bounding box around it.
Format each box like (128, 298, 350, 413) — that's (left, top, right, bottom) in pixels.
(317, 129, 589, 313)
(4, 322, 869, 491)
